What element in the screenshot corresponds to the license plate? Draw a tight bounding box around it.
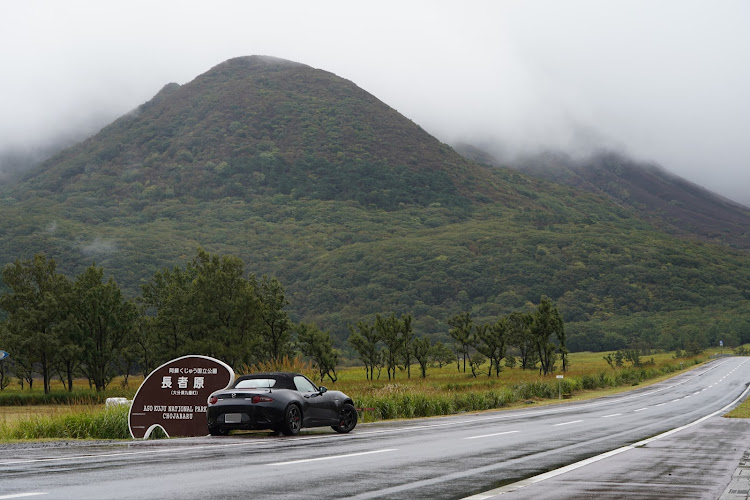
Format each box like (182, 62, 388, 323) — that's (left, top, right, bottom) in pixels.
(224, 413, 241, 423)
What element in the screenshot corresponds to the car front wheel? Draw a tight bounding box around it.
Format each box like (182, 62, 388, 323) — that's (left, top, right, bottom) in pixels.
(280, 404, 302, 436)
(332, 403, 357, 434)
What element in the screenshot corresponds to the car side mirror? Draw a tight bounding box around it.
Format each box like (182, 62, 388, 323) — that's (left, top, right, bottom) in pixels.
(319, 386, 328, 394)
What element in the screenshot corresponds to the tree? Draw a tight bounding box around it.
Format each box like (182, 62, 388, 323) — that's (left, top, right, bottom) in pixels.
(0, 323, 12, 390)
(0, 253, 72, 393)
(375, 313, 403, 380)
(399, 314, 415, 378)
(429, 341, 455, 368)
(623, 349, 641, 367)
(71, 265, 138, 392)
(531, 296, 566, 375)
(412, 336, 431, 378)
(507, 311, 537, 370)
(117, 325, 143, 388)
(296, 323, 339, 383)
(257, 276, 293, 364)
(142, 249, 263, 370)
(54, 300, 83, 392)
(140, 264, 195, 363)
(603, 352, 615, 369)
(0, 359, 10, 390)
(475, 318, 508, 377)
(54, 333, 82, 392)
(188, 250, 262, 368)
(448, 312, 473, 373)
(348, 320, 380, 380)
(131, 314, 157, 378)
(685, 339, 704, 357)
(14, 355, 35, 390)
(468, 352, 485, 378)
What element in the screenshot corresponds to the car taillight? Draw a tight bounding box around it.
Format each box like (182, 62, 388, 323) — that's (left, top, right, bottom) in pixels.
(251, 396, 273, 404)
(209, 396, 218, 405)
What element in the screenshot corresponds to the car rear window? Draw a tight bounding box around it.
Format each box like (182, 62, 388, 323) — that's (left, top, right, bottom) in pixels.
(234, 378, 277, 389)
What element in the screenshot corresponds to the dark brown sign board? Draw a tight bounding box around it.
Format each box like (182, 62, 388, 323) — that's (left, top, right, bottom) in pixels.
(129, 355, 234, 439)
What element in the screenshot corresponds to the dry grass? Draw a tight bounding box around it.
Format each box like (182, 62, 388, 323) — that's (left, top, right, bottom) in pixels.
(0, 375, 144, 394)
(332, 350, 700, 397)
(321, 350, 706, 422)
(0, 405, 93, 425)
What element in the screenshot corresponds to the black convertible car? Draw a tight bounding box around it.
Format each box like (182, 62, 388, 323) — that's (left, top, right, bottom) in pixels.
(206, 372, 357, 436)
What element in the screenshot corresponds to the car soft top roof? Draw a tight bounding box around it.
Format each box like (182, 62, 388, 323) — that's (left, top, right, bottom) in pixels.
(233, 372, 308, 390)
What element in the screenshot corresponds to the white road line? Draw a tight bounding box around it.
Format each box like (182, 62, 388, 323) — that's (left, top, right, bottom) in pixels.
(671, 398, 682, 402)
(601, 413, 621, 418)
(465, 431, 520, 440)
(265, 448, 396, 466)
(0, 493, 47, 499)
(462, 360, 750, 499)
(655, 403, 667, 407)
(553, 420, 583, 427)
(633, 408, 648, 412)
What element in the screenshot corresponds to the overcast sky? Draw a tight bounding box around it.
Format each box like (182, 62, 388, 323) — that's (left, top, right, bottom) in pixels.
(1, 0, 749, 204)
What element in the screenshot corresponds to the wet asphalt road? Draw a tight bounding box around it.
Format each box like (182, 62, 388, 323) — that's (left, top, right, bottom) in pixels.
(1, 357, 749, 500)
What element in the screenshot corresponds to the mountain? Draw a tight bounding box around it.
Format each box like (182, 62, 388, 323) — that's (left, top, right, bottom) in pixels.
(455, 145, 750, 251)
(14, 56, 521, 211)
(2, 56, 749, 353)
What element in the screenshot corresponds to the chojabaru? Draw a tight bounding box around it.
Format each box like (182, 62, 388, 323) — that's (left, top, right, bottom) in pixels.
(206, 372, 357, 436)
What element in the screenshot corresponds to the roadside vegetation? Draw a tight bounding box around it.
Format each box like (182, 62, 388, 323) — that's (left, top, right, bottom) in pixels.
(0, 250, 571, 396)
(0, 349, 710, 441)
(725, 346, 750, 419)
(0, 404, 130, 440)
(726, 402, 750, 419)
(1, 249, 746, 440)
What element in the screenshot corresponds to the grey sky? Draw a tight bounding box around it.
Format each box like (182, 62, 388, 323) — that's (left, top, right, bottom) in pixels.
(1, 0, 748, 204)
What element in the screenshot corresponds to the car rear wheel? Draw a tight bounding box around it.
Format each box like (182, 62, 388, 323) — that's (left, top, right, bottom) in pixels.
(332, 403, 357, 434)
(209, 426, 229, 436)
(280, 404, 302, 436)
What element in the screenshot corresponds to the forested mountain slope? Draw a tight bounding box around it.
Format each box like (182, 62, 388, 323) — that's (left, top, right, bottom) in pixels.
(1, 56, 748, 352)
(456, 145, 750, 250)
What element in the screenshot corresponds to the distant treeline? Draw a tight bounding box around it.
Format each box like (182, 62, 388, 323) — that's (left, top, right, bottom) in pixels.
(0, 250, 572, 393)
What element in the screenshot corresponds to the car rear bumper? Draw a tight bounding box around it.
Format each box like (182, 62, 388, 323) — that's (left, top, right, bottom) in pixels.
(207, 403, 284, 431)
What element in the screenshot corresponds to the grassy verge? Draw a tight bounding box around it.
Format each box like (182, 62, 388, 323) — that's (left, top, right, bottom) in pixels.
(725, 398, 750, 418)
(352, 360, 700, 421)
(0, 404, 130, 441)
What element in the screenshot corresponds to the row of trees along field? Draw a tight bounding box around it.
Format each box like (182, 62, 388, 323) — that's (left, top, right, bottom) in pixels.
(0, 250, 567, 393)
(347, 300, 566, 381)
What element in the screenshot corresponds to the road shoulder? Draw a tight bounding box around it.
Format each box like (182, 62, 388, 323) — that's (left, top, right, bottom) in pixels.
(497, 416, 750, 499)
(721, 444, 750, 500)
